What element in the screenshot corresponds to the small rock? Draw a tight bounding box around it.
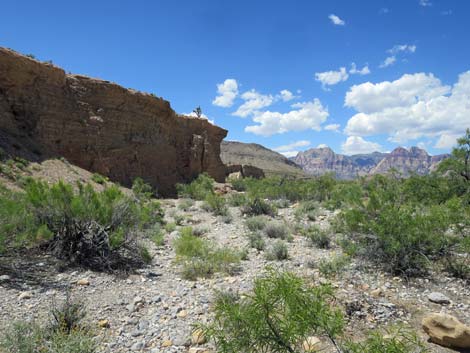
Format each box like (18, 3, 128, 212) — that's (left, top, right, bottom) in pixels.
(302, 336, 321, 352)
(98, 319, 110, 328)
(18, 291, 32, 300)
(191, 328, 207, 345)
(131, 341, 145, 351)
(427, 292, 451, 305)
(161, 339, 173, 347)
(370, 288, 383, 297)
(133, 296, 144, 305)
(76, 278, 90, 286)
(177, 309, 188, 318)
(0, 275, 11, 282)
(422, 313, 470, 349)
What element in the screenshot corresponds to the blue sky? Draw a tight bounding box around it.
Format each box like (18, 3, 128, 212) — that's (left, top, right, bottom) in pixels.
(2, 0, 470, 156)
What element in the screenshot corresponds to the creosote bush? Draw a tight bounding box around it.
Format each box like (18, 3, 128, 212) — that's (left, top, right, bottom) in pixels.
(174, 230, 242, 280)
(246, 232, 266, 251)
(241, 197, 276, 217)
(176, 173, 215, 200)
(264, 221, 290, 240)
(203, 193, 229, 216)
(245, 216, 268, 232)
(303, 225, 331, 249)
(201, 269, 344, 353)
(265, 240, 289, 261)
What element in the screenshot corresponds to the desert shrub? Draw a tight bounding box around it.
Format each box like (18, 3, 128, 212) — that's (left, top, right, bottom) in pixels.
(272, 198, 290, 209)
(264, 221, 290, 240)
(303, 225, 331, 249)
(164, 222, 177, 233)
(266, 240, 289, 261)
(246, 232, 266, 251)
(318, 255, 350, 278)
(176, 173, 215, 200)
(0, 180, 163, 270)
(0, 293, 95, 353)
(219, 213, 233, 224)
(342, 327, 429, 353)
(229, 178, 247, 192)
(174, 232, 241, 280)
(178, 198, 194, 211)
(173, 213, 185, 225)
(294, 200, 318, 220)
(91, 173, 107, 185)
(242, 197, 276, 217)
(132, 177, 155, 201)
(201, 269, 344, 353)
(203, 193, 229, 216)
(443, 235, 470, 280)
(193, 226, 209, 237)
(227, 193, 248, 207)
(151, 228, 165, 246)
(245, 216, 268, 232)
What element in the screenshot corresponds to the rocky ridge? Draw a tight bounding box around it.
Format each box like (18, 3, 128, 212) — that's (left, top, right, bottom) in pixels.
(293, 146, 449, 179)
(0, 48, 227, 196)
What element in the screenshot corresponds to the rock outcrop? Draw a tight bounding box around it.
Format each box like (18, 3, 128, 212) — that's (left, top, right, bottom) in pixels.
(221, 141, 306, 178)
(422, 313, 470, 349)
(292, 146, 448, 179)
(0, 48, 227, 196)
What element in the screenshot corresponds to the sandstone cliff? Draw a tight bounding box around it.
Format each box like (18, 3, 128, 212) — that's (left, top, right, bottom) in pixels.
(292, 146, 448, 179)
(0, 48, 227, 196)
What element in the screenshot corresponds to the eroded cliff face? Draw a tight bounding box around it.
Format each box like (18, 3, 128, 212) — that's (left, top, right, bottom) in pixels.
(0, 48, 227, 196)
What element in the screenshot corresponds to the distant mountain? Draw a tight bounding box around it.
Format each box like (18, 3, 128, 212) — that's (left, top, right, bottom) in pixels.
(220, 141, 306, 178)
(292, 146, 449, 179)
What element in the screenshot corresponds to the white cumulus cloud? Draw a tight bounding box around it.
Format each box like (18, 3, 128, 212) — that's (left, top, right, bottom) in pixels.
(324, 123, 341, 132)
(315, 67, 349, 88)
(344, 71, 470, 146)
(380, 56, 396, 68)
(279, 89, 296, 102)
(232, 89, 274, 117)
(273, 140, 311, 158)
(245, 99, 329, 136)
(329, 14, 345, 26)
(341, 136, 384, 155)
(350, 63, 371, 75)
(388, 44, 417, 55)
(212, 79, 239, 107)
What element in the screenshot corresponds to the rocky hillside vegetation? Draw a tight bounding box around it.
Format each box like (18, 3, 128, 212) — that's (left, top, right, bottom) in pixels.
(293, 146, 448, 179)
(221, 141, 307, 178)
(0, 130, 469, 353)
(0, 48, 226, 196)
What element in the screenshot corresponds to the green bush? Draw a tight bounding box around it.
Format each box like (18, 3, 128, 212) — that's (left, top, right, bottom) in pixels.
(266, 240, 289, 261)
(164, 222, 177, 233)
(227, 193, 248, 207)
(132, 177, 155, 201)
(0, 180, 163, 270)
(201, 269, 344, 353)
(203, 193, 229, 216)
(303, 225, 331, 249)
(318, 255, 350, 278)
(0, 293, 96, 353)
(246, 232, 266, 251)
(91, 173, 107, 185)
(342, 327, 428, 353)
(241, 197, 276, 217)
(178, 198, 194, 211)
(245, 216, 268, 232)
(176, 173, 215, 200)
(174, 232, 241, 280)
(264, 221, 290, 240)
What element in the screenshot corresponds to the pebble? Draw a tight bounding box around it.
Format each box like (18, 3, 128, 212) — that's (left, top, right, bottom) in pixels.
(0, 275, 11, 282)
(77, 278, 90, 286)
(18, 291, 32, 300)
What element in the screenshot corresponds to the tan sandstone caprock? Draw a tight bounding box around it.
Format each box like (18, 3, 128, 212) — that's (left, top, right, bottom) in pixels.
(422, 313, 470, 349)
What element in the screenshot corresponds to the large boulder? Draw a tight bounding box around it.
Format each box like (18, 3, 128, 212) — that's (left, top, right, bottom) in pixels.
(0, 48, 227, 196)
(422, 313, 470, 349)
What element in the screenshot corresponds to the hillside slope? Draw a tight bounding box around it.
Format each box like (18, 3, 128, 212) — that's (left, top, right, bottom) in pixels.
(220, 141, 306, 178)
